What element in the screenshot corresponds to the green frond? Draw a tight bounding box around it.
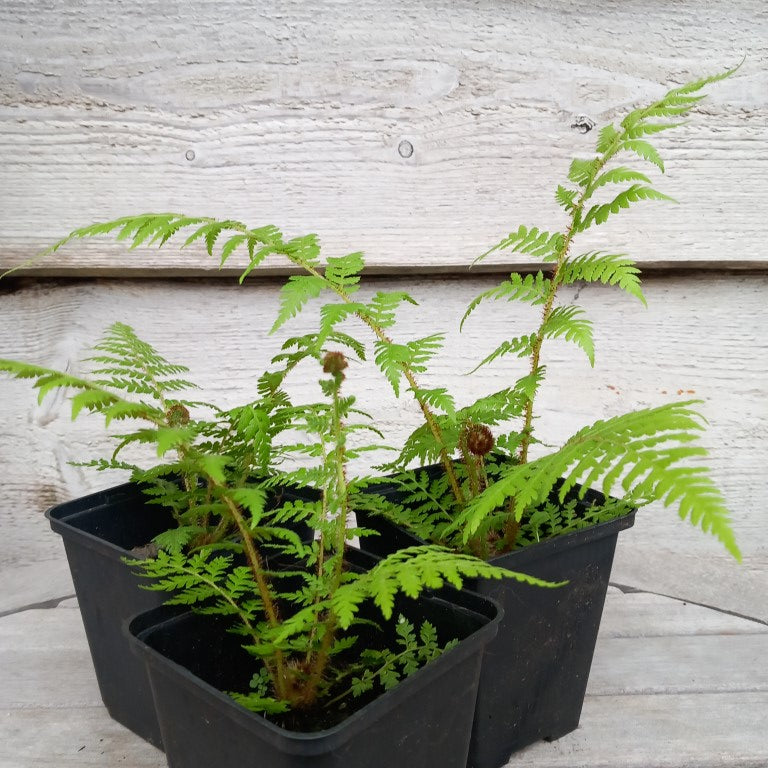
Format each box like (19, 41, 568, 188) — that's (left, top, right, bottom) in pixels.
(560, 252, 645, 305)
(596, 124, 620, 154)
(469, 335, 537, 373)
(452, 402, 740, 560)
(540, 305, 594, 365)
(408, 387, 456, 418)
(666, 60, 743, 97)
(579, 184, 676, 230)
(457, 383, 531, 426)
(319, 303, 366, 340)
(325, 252, 365, 294)
(364, 291, 418, 330)
(625, 121, 687, 139)
(619, 140, 665, 172)
(587, 167, 652, 194)
(555, 185, 578, 212)
(476, 225, 564, 265)
(461, 272, 551, 329)
(271, 275, 327, 333)
(373, 335, 444, 397)
(568, 158, 599, 187)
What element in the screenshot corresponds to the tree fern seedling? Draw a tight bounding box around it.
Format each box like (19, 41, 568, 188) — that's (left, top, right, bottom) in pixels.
(128, 352, 559, 727)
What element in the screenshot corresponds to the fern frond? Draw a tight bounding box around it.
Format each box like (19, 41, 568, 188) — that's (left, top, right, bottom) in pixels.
(596, 124, 621, 154)
(408, 387, 456, 418)
(271, 275, 327, 333)
(540, 306, 594, 365)
(324, 252, 365, 294)
(373, 335, 445, 396)
(560, 252, 645, 305)
(365, 291, 418, 330)
(555, 185, 578, 212)
(580, 184, 676, 230)
(618, 140, 665, 172)
(453, 402, 740, 560)
(568, 158, 599, 187)
(469, 335, 537, 373)
(461, 272, 551, 329)
(587, 167, 652, 194)
(278, 545, 562, 635)
(476, 226, 564, 265)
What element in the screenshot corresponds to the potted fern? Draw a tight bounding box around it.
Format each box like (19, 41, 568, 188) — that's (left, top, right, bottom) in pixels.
(121, 350, 538, 768)
(3, 321, 313, 747)
(0, 63, 742, 765)
(1, 329, 557, 764)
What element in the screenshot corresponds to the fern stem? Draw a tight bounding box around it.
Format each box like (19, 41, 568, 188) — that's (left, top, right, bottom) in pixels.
(517, 129, 626, 466)
(277, 250, 466, 506)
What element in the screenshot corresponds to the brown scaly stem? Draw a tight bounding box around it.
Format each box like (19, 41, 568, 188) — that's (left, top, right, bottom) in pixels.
(218, 492, 293, 699)
(302, 364, 349, 703)
(516, 128, 627, 466)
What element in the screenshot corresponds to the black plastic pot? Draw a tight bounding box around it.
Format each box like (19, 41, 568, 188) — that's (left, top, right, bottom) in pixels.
(46, 480, 316, 750)
(357, 468, 636, 768)
(128, 572, 502, 768)
(46, 482, 173, 748)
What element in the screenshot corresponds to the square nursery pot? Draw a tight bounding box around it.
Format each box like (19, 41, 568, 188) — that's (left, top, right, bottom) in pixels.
(356, 464, 636, 768)
(127, 576, 502, 768)
(46, 480, 314, 750)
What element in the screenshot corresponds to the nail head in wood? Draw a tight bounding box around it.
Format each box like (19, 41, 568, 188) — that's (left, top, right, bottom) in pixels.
(398, 140, 414, 158)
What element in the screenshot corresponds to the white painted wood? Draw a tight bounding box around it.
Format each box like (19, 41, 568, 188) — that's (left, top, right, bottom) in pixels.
(1, 274, 766, 620)
(0, 1, 766, 275)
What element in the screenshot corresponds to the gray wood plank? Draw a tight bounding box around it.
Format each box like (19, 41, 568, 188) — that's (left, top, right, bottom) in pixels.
(588, 635, 768, 695)
(0, 709, 165, 768)
(509, 692, 768, 768)
(599, 591, 768, 638)
(2, 597, 768, 767)
(0, 1, 765, 275)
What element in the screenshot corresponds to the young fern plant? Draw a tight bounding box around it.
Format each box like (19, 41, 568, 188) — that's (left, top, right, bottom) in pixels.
(0, 321, 299, 554)
(446, 64, 743, 558)
(128, 351, 560, 725)
(353, 64, 742, 561)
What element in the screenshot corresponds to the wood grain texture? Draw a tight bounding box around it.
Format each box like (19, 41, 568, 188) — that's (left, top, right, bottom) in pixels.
(2, 594, 766, 767)
(0, 1, 766, 275)
(0, 274, 766, 619)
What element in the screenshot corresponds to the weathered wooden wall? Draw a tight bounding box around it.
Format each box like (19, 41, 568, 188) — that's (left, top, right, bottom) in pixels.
(0, 0, 766, 274)
(0, 0, 766, 625)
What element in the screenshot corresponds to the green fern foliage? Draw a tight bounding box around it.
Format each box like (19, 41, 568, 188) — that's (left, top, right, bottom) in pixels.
(461, 272, 551, 329)
(452, 402, 740, 561)
(560, 252, 645, 305)
(579, 184, 676, 230)
(475, 226, 564, 265)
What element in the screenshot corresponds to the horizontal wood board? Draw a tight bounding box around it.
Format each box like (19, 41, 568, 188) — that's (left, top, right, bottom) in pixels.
(0, 274, 766, 620)
(0, 0, 767, 275)
(1, 593, 766, 767)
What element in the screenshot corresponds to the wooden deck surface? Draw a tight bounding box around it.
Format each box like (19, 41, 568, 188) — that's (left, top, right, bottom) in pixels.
(1, 587, 766, 768)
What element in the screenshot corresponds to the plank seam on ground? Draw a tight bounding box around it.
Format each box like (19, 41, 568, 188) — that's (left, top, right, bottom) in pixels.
(0, 593, 76, 620)
(609, 582, 768, 628)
